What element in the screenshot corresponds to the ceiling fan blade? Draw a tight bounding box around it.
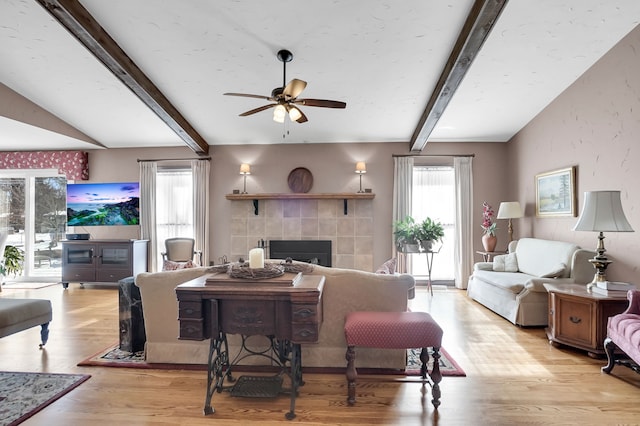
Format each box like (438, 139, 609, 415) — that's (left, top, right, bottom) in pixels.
(224, 92, 272, 101)
(287, 105, 308, 123)
(238, 103, 276, 116)
(283, 79, 307, 99)
(294, 98, 346, 109)
(295, 109, 308, 123)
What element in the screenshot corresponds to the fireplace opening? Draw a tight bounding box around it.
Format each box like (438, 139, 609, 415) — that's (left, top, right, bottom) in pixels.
(269, 240, 332, 267)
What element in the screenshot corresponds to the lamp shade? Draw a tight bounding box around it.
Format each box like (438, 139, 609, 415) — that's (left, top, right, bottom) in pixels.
(573, 191, 634, 232)
(497, 201, 523, 219)
(239, 163, 251, 175)
(355, 162, 366, 173)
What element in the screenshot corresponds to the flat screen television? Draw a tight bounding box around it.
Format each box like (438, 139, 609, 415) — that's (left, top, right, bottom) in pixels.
(67, 182, 140, 226)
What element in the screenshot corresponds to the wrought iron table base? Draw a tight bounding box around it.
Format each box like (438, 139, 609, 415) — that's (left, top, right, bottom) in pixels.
(203, 331, 303, 420)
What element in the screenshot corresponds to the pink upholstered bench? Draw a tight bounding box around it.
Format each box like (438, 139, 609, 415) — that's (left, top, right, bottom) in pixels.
(602, 289, 640, 375)
(344, 311, 444, 408)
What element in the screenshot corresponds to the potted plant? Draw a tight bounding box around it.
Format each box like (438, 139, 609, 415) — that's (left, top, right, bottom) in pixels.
(416, 217, 445, 251)
(393, 216, 421, 253)
(0, 245, 25, 282)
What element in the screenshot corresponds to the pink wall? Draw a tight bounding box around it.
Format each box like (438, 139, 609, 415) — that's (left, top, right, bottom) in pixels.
(85, 140, 507, 269)
(508, 24, 640, 282)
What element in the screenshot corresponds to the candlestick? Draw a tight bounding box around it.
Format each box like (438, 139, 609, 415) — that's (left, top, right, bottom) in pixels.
(249, 248, 264, 269)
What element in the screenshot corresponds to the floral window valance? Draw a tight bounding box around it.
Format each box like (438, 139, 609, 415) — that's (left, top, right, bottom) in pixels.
(0, 150, 89, 180)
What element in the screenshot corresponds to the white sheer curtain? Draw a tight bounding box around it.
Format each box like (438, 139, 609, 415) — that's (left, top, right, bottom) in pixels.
(393, 157, 414, 271)
(412, 166, 455, 280)
(192, 159, 210, 266)
(139, 161, 157, 272)
(454, 156, 473, 289)
(156, 169, 193, 268)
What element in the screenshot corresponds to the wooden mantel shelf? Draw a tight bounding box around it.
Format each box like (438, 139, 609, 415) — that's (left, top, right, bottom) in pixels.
(225, 192, 375, 215)
(225, 192, 375, 200)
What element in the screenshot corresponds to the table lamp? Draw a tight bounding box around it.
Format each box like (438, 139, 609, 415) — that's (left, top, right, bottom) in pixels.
(573, 190, 634, 289)
(355, 162, 366, 193)
(239, 163, 251, 194)
(497, 201, 523, 243)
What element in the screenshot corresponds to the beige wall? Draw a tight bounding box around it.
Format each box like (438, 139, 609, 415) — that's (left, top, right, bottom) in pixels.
(85, 140, 507, 271)
(507, 24, 640, 283)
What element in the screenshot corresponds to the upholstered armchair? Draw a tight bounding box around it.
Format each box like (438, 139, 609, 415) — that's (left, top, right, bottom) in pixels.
(161, 237, 202, 269)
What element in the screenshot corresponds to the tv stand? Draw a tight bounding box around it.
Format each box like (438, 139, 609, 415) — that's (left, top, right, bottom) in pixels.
(61, 239, 148, 289)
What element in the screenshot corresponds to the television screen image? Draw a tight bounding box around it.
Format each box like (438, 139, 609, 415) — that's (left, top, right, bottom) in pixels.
(67, 182, 140, 226)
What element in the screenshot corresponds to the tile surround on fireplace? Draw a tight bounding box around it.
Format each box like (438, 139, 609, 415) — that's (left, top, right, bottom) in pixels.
(229, 198, 374, 271)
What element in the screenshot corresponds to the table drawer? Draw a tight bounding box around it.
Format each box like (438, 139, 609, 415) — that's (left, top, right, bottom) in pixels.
(96, 268, 131, 282)
(292, 304, 320, 324)
(556, 298, 595, 347)
(179, 319, 204, 340)
(292, 324, 320, 342)
(179, 301, 202, 319)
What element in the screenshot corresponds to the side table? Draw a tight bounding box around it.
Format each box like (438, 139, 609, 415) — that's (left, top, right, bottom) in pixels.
(118, 276, 146, 352)
(475, 250, 506, 262)
(543, 283, 628, 358)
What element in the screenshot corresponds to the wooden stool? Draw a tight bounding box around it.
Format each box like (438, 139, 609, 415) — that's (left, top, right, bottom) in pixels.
(344, 311, 443, 408)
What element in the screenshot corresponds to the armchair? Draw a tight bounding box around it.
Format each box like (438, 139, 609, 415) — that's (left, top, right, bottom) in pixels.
(161, 237, 202, 268)
(602, 290, 640, 374)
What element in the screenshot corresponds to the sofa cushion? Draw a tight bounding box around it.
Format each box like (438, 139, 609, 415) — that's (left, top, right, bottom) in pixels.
(162, 259, 196, 271)
(472, 269, 532, 293)
(539, 263, 567, 278)
(514, 238, 579, 278)
(375, 258, 397, 274)
(493, 253, 518, 272)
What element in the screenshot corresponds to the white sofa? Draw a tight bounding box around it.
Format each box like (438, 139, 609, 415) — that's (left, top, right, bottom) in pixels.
(467, 238, 595, 326)
(134, 263, 415, 369)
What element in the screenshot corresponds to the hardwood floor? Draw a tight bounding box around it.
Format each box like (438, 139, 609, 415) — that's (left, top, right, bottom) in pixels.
(1, 283, 639, 425)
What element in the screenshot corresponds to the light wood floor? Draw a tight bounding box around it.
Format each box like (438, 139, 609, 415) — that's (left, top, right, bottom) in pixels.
(1, 283, 639, 425)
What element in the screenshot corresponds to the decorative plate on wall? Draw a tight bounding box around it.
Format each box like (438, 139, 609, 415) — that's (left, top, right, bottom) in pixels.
(287, 167, 313, 193)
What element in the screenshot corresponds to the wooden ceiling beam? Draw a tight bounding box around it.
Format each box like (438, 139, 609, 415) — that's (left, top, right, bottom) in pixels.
(36, 0, 209, 155)
(410, 0, 508, 152)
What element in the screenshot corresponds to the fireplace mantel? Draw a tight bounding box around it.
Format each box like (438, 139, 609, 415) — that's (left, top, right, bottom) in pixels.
(225, 192, 375, 215)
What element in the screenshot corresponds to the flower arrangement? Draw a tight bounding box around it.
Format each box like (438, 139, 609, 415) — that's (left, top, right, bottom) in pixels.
(481, 202, 497, 236)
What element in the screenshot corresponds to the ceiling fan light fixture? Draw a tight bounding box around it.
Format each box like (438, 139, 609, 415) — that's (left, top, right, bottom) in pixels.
(288, 106, 302, 122)
(273, 104, 286, 123)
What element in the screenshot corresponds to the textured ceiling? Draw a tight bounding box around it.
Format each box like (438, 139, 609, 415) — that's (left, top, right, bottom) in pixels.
(1, 0, 640, 152)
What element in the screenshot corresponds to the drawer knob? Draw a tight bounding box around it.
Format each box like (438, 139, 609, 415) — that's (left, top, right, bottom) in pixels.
(569, 316, 582, 324)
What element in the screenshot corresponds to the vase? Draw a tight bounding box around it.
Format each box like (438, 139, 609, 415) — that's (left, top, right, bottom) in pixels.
(482, 234, 497, 252)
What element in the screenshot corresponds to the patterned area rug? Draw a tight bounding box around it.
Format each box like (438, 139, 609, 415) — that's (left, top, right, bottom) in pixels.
(0, 371, 90, 426)
(79, 343, 465, 377)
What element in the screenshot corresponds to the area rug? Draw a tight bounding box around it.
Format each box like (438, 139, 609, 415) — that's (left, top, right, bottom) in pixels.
(2, 282, 60, 290)
(0, 371, 90, 426)
(79, 343, 465, 377)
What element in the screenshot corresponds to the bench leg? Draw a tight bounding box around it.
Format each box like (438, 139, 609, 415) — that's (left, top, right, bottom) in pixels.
(345, 345, 357, 405)
(39, 322, 50, 348)
(421, 347, 442, 408)
(602, 337, 617, 373)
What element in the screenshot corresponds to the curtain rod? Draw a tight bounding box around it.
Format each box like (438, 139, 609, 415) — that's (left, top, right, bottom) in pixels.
(392, 154, 475, 158)
(137, 157, 211, 162)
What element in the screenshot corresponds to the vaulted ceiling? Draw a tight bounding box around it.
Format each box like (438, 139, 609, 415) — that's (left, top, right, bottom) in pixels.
(1, 1, 640, 154)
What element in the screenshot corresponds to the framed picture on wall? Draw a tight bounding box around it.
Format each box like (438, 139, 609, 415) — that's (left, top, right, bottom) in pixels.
(535, 166, 577, 217)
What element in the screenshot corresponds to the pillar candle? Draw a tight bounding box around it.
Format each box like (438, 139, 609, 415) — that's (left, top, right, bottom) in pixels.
(249, 248, 264, 269)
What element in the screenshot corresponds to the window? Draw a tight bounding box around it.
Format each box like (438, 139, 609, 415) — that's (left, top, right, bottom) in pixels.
(155, 167, 193, 265)
(0, 170, 67, 280)
(411, 166, 455, 282)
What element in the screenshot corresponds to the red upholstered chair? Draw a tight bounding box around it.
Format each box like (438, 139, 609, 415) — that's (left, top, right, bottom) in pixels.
(344, 311, 444, 408)
(602, 289, 640, 375)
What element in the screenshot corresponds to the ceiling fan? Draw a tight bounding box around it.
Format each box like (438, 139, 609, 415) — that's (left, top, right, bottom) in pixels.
(224, 49, 346, 124)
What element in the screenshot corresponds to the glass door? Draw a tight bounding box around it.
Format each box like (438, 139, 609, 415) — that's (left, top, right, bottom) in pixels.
(0, 169, 67, 281)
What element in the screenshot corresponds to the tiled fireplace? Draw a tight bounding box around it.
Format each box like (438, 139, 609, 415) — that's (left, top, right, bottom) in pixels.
(229, 198, 374, 271)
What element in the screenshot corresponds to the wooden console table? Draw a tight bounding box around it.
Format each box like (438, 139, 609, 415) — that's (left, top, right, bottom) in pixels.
(175, 272, 324, 420)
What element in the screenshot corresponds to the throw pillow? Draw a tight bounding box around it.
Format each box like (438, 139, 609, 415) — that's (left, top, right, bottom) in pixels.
(539, 263, 567, 278)
(163, 259, 196, 271)
(493, 253, 518, 272)
(375, 257, 397, 274)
